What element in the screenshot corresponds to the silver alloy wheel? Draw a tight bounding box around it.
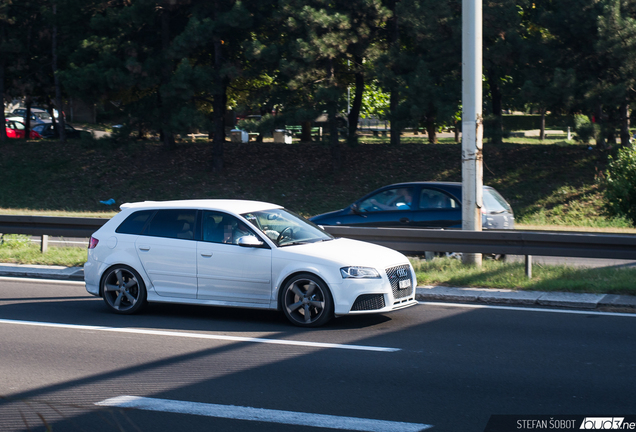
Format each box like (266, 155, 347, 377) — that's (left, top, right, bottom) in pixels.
(282, 275, 333, 327)
(102, 266, 146, 314)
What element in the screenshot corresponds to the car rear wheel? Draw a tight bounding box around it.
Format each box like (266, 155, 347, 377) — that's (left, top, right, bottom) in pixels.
(101, 265, 147, 314)
(281, 274, 333, 327)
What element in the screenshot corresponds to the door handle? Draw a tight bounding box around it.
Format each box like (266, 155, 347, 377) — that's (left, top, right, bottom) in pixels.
(399, 218, 411, 223)
(138, 246, 150, 251)
(200, 252, 213, 257)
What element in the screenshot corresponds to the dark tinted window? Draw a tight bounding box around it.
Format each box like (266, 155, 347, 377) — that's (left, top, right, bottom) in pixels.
(201, 211, 255, 245)
(116, 210, 154, 234)
(146, 209, 197, 240)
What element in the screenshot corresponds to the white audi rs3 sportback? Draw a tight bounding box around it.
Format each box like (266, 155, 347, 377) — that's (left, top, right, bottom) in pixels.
(84, 200, 418, 327)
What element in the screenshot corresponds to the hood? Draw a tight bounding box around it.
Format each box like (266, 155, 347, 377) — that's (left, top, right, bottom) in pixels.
(309, 208, 348, 222)
(276, 237, 409, 269)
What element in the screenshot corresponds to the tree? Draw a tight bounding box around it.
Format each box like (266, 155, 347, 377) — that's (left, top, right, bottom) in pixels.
(482, 0, 528, 145)
(395, 0, 462, 144)
(0, 0, 16, 143)
(595, 0, 636, 147)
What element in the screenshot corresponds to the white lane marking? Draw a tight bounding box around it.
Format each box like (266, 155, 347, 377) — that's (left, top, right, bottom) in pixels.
(0, 276, 85, 285)
(96, 396, 432, 432)
(419, 301, 636, 318)
(0, 319, 400, 352)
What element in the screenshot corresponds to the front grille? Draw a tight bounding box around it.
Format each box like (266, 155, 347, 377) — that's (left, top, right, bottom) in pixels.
(351, 294, 386, 311)
(386, 264, 413, 299)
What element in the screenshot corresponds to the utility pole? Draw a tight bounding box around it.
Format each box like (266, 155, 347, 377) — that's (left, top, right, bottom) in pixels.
(461, 0, 483, 266)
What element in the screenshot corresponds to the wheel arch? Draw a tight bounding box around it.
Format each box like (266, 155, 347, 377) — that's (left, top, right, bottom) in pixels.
(98, 262, 147, 297)
(276, 271, 332, 312)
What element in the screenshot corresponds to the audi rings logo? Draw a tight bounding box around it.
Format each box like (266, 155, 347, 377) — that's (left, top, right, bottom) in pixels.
(396, 268, 408, 278)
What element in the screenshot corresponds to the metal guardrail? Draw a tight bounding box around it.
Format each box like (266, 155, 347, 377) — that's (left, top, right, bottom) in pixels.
(0, 215, 107, 252)
(1, 215, 635, 273)
(0, 215, 107, 238)
(321, 226, 636, 260)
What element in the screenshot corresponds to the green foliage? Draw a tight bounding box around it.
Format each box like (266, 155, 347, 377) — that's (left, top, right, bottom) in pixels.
(0, 234, 31, 248)
(604, 145, 636, 223)
(573, 114, 597, 144)
(360, 82, 390, 119)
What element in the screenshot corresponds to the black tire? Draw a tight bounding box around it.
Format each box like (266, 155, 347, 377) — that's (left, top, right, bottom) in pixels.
(281, 274, 333, 327)
(101, 265, 147, 314)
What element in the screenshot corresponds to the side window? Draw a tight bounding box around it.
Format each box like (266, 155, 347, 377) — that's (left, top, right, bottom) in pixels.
(116, 210, 154, 234)
(145, 209, 196, 240)
(419, 189, 459, 209)
(201, 211, 255, 245)
(358, 187, 414, 212)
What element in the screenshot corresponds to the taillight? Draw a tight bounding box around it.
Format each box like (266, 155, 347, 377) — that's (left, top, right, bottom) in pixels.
(88, 236, 99, 249)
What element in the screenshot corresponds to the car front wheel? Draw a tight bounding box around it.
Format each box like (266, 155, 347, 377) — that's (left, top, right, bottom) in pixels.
(101, 265, 147, 314)
(281, 274, 333, 327)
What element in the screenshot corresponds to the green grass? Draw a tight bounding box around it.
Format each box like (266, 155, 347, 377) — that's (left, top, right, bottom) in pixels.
(0, 235, 87, 266)
(411, 256, 636, 295)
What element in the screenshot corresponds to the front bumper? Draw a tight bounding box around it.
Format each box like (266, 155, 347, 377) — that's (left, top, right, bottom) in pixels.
(332, 264, 418, 316)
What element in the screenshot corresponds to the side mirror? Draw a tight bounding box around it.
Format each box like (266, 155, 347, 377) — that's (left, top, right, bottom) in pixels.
(351, 203, 360, 214)
(237, 235, 264, 248)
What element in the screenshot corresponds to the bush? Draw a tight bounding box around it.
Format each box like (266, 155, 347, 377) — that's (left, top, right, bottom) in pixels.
(573, 114, 598, 144)
(604, 145, 636, 223)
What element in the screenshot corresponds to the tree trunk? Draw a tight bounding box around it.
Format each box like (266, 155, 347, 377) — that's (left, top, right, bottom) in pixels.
(0, 58, 6, 143)
(300, 121, 312, 142)
(25, 99, 32, 140)
(454, 119, 460, 143)
(620, 102, 630, 147)
(327, 59, 341, 171)
(160, 4, 175, 150)
(390, 90, 400, 145)
(211, 32, 226, 173)
(426, 104, 437, 144)
(328, 105, 341, 172)
(486, 69, 503, 145)
(388, 0, 400, 146)
(51, 3, 66, 143)
(347, 55, 364, 146)
(539, 108, 546, 141)
(595, 104, 606, 150)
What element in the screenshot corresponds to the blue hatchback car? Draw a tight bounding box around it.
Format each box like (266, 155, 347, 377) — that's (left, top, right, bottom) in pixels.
(309, 182, 514, 230)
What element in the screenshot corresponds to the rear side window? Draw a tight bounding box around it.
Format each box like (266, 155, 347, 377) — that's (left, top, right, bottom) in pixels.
(419, 189, 459, 209)
(116, 210, 154, 234)
(146, 209, 197, 240)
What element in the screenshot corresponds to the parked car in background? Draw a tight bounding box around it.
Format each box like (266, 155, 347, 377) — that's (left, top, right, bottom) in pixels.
(309, 182, 514, 230)
(84, 199, 418, 327)
(7, 108, 52, 128)
(32, 122, 85, 139)
(5, 119, 41, 139)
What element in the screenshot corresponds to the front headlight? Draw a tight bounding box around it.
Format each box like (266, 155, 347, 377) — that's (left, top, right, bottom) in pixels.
(340, 266, 381, 279)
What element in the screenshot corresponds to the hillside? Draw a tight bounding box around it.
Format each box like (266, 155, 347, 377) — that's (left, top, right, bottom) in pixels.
(0, 137, 628, 229)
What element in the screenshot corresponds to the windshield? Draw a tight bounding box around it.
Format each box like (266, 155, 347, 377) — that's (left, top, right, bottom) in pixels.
(241, 208, 334, 247)
(483, 187, 513, 214)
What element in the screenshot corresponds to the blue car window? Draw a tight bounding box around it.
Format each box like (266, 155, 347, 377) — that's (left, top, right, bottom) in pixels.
(359, 187, 414, 212)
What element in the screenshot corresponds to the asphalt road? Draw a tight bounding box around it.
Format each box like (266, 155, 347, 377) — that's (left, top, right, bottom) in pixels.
(1, 278, 635, 432)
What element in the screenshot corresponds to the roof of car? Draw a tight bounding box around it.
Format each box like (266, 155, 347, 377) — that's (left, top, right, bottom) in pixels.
(120, 199, 283, 214)
(386, 181, 462, 187)
(385, 181, 495, 189)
